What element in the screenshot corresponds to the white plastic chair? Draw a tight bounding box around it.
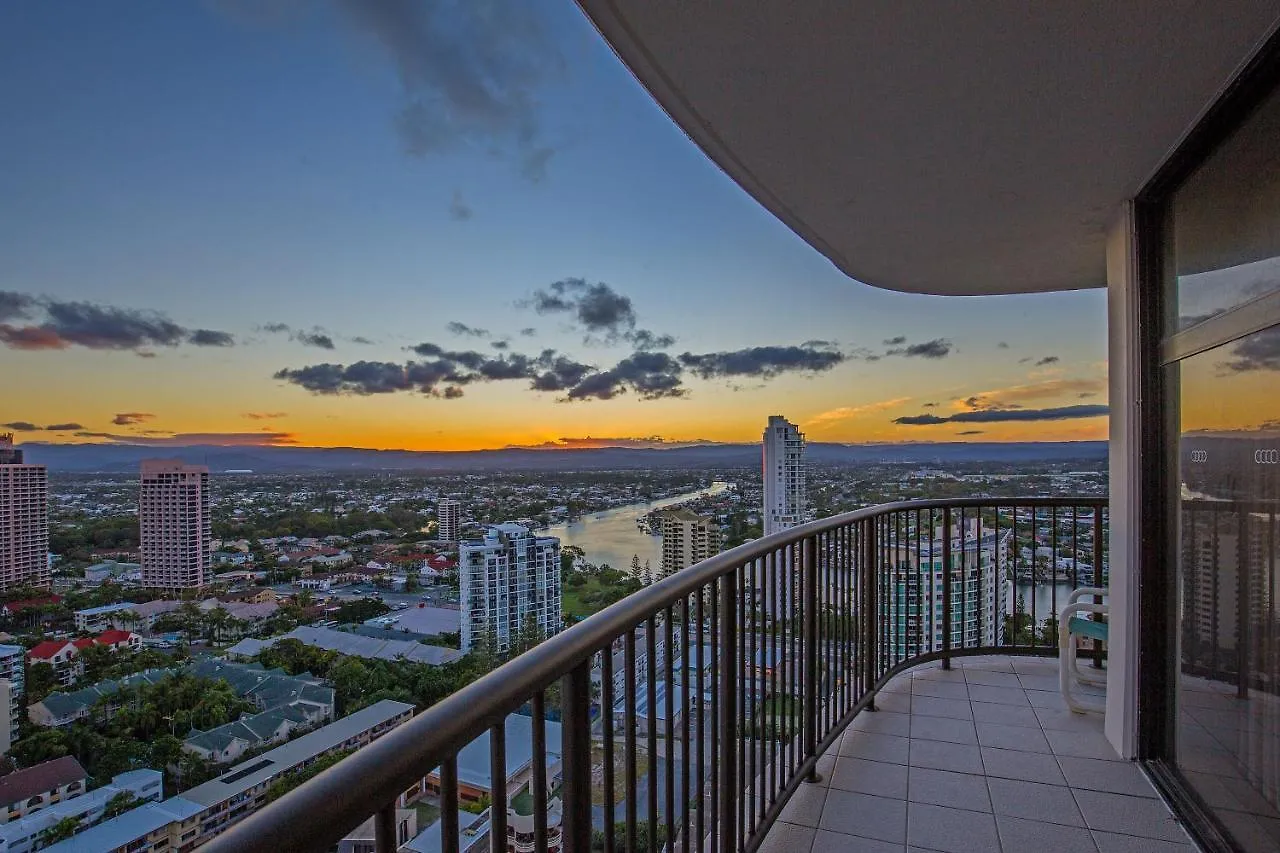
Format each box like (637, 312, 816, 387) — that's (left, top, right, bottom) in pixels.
(1058, 586, 1108, 714)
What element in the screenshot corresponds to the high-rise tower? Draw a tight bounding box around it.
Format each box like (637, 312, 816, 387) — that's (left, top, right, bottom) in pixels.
(0, 435, 50, 591)
(762, 415, 807, 536)
(459, 523, 561, 652)
(437, 498, 462, 543)
(139, 460, 211, 589)
(657, 508, 721, 578)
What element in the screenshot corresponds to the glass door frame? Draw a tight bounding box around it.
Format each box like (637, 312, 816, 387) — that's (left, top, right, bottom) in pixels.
(1133, 27, 1280, 853)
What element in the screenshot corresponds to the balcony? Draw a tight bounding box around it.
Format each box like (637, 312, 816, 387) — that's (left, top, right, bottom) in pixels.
(204, 497, 1135, 853)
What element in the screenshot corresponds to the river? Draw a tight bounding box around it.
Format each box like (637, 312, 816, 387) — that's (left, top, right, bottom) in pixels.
(544, 481, 731, 572)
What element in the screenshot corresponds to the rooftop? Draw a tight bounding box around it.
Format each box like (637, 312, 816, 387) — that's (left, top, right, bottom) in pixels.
(0, 756, 86, 806)
(180, 698, 414, 806)
(44, 797, 203, 853)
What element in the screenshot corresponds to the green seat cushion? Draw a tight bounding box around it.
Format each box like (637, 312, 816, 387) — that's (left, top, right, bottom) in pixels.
(1068, 615, 1108, 642)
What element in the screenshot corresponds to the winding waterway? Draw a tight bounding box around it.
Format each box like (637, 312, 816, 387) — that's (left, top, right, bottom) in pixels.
(544, 481, 730, 572)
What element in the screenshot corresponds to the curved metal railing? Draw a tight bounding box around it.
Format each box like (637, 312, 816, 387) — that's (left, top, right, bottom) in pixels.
(202, 496, 1107, 853)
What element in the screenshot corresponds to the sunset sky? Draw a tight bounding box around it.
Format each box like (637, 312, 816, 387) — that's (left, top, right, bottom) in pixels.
(1, 1, 1110, 452)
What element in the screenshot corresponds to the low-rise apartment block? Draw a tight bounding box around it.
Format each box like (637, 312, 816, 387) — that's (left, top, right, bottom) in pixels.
(0, 646, 25, 746)
(0, 769, 162, 853)
(0, 757, 86, 826)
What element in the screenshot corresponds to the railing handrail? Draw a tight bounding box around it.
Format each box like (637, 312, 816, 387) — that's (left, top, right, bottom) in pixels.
(202, 495, 1106, 853)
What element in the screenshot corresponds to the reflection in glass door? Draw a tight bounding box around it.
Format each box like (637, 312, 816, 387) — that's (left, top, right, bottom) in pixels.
(1166, 81, 1280, 851)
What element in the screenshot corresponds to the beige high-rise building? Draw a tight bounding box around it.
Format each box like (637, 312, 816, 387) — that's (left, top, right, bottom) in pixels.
(140, 459, 211, 589)
(658, 507, 721, 578)
(0, 435, 50, 591)
(437, 498, 462, 543)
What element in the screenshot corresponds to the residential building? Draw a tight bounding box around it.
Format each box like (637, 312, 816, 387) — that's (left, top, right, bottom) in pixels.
(337, 809, 417, 853)
(25, 642, 84, 688)
(51, 700, 414, 852)
(82, 560, 141, 584)
(0, 597, 60, 621)
(657, 507, 721, 578)
(0, 646, 24, 745)
(0, 681, 10, 758)
(417, 714, 562, 806)
(884, 518, 1012, 660)
(437, 498, 462, 543)
(139, 459, 211, 590)
(459, 524, 561, 653)
(184, 700, 330, 765)
(0, 757, 86, 825)
(28, 669, 170, 728)
(761, 415, 806, 537)
(0, 436, 50, 592)
(227, 625, 464, 667)
(73, 602, 139, 632)
(0, 769, 162, 853)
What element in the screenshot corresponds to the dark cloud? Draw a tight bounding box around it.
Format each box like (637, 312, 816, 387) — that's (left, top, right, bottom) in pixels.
(997, 342, 1010, 349)
(446, 322, 490, 338)
(1034, 356, 1060, 366)
(449, 190, 473, 221)
(76, 431, 298, 446)
(1, 422, 39, 432)
(531, 354, 594, 392)
(567, 351, 686, 401)
(443, 386, 464, 399)
(350, 336, 375, 345)
(243, 412, 288, 420)
(337, 0, 563, 181)
(0, 292, 35, 322)
(629, 329, 676, 351)
(295, 331, 335, 350)
(274, 361, 449, 395)
(44, 423, 84, 431)
(262, 322, 291, 334)
(956, 430, 986, 435)
(1221, 332, 1280, 373)
(894, 405, 1109, 425)
(519, 327, 537, 337)
(530, 278, 637, 337)
(0, 294, 234, 352)
(113, 412, 155, 426)
(922, 402, 938, 408)
(189, 329, 236, 347)
(490, 340, 510, 350)
(886, 338, 952, 359)
(678, 344, 844, 380)
(883, 335, 907, 346)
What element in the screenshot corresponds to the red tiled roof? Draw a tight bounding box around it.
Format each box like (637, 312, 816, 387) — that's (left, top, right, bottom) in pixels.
(71, 638, 95, 650)
(0, 757, 86, 806)
(95, 630, 136, 646)
(27, 641, 75, 660)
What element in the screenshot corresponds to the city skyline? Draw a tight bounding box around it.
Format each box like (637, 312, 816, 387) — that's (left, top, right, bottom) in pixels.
(3, 2, 1110, 452)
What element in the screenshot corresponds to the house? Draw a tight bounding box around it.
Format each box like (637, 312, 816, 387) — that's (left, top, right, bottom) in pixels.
(95, 629, 142, 653)
(220, 588, 276, 605)
(183, 700, 330, 764)
(26, 641, 83, 687)
(83, 561, 141, 584)
(27, 669, 170, 728)
(0, 756, 87, 825)
(125, 599, 183, 629)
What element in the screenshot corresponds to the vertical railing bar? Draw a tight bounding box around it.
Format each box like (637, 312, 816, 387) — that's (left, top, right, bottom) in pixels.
(665, 607, 676, 853)
(1051, 506, 1059, 651)
(562, 661, 593, 853)
(532, 691, 549, 853)
(626, 631, 638, 853)
(1237, 510, 1250, 699)
(767, 549, 778, 807)
(441, 756, 460, 853)
(710, 579, 719, 853)
(681, 595, 692, 853)
(747, 558, 757, 836)
(1031, 505, 1039, 649)
(803, 534, 819, 781)
(695, 588, 706, 853)
(375, 802, 396, 853)
(1093, 505, 1105, 668)
(647, 618, 659, 853)
(718, 567, 738, 853)
(490, 721, 509, 853)
(602, 648, 616, 853)
(737, 566, 746, 851)
(942, 506, 952, 667)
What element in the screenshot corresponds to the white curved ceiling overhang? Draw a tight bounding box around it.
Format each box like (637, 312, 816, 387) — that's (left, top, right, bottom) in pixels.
(577, 2, 1279, 295)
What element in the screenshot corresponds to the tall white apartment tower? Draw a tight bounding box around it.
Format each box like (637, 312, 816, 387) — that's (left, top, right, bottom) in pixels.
(140, 459, 211, 589)
(459, 523, 561, 653)
(658, 508, 721, 578)
(0, 435, 50, 591)
(762, 415, 807, 536)
(437, 498, 462, 543)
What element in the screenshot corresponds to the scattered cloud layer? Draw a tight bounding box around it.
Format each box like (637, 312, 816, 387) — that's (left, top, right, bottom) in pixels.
(808, 397, 912, 429)
(894, 404, 1109, 425)
(0, 292, 235, 352)
(446, 322, 489, 338)
(505, 436, 720, 450)
(74, 431, 298, 446)
(243, 412, 288, 420)
(1221, 332, 1280, 372)
(2, 421, 83, 431)
(261, 323, 337, 350)
(885, 338, 952, 359)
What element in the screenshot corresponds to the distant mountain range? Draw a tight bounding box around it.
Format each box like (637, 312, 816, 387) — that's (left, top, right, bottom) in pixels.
(19, 440, 1108, 473)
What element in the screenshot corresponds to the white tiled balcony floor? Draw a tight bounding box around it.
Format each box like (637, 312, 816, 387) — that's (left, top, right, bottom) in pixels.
(762, 655, 1199, 853)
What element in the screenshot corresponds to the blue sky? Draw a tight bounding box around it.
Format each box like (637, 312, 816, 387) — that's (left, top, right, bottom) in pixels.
(0, 1, 1108, 450)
